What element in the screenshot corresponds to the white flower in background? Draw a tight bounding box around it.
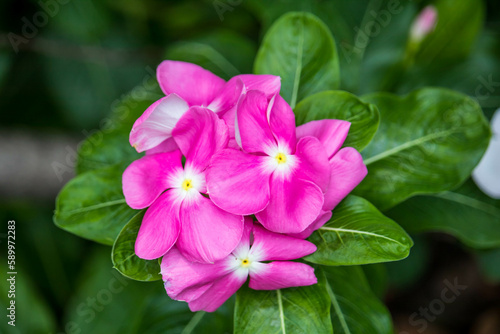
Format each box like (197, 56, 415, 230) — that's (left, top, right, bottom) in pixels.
(473, 108, 500, 199)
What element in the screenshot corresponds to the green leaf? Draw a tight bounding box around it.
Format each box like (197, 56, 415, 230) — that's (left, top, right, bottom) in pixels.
(385, 179, 500, 249)
(76, 92, 160, 175)
(323, 266, 393, 334)
(234, 276, 332, 334)
(254, 12, 340, 108)
(112, 210, 161, 282)
(54, 163, 136, 245)
(306, 195, 412, 266)
(355, 88, 490, 211)
(77, 131, 141, 175)
(294, 90, 380, 151)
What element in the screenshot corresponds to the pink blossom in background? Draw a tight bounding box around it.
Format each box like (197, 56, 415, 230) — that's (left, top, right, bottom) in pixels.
(123, 107, 244, 263)
(161, 218, 317, 312)
(129, 61, 280, 153)
(410, 5, 438, 43)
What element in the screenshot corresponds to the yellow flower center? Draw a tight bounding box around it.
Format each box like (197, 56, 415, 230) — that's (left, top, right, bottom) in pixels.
(182, 179, 193, 191)
(275, 152, 287, 164)
(241, 258, 250, 267)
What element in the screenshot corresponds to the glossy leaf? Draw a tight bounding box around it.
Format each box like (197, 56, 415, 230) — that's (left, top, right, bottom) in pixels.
(323, 266, 393, 334)
(54, 163, 136, 245)
(386, 179, 500, 249)
(254, 12, 339, 108)
(306, 196, 412, 265)
(234, 276, 332, 334)
(112, 210, 161, 282)
(294, 90, 380, 151)
(355, 88, 490, 210)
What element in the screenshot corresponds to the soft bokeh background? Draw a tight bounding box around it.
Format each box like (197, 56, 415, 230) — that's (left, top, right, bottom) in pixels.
(1, 0, 499, 333)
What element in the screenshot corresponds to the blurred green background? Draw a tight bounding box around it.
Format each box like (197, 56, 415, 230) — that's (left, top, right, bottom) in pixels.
(1, 0, 500, 333)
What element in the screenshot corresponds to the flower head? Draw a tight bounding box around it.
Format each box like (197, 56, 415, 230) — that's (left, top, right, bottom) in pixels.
(161, 218, 317, 312)
(123, 107, 244, 263)
(129, 61, 280, 153)
(207, 90, 367, 234)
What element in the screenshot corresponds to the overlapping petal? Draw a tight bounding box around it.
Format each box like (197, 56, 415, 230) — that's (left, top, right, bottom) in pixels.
(157, 60, 225, 107)
(251, 224, 317, 261)
(187, 272, 247, 312)
(249, 262, 317, 290)
(323, 147, 367, 211)
(172, 107, 229, 170)
(130, 94, 189, 153)
(208, 77, 245, 114)
(135, 190, 182, 260)
(177, 192, 244, 263)
(256, 175, 324, 234)
(287, 210, 332, 239)
(268, 94, 296, 152)
(235, 90, 276, 153)
(122, 150, 183, 209)
(161, 247, 230, 301)
(206, 148, 272, 215)
(294, 136, 331, 192)
(297, 119, 350, 159)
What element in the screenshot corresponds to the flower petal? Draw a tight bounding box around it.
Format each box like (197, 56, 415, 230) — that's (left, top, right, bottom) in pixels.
(122, 150, 183, 209)
(231, 217, 254, 259)
(235, 90, 276, 153)
(256, 175, 324, 234)
(177, 192, 244, 263)
(206, 148, 272, 215)
(249, 262, 317, 290)
(235, 74, 281, 98)
(130, 94, 189, 153)
(188, 272, 247, 312)
(268, 94, 296, 152)
(208, 77, 245, 114)
(157, 60, 225, 107)
(172, 107, 229, 171)
(294, 136, 331, 192)
(251, 224, 317, 261)
(296, 119, 351, 159)
(287, 210, 332, 239)
(324, 147, 367, 211)
(135, 190, 181, 260)
(145, 137, 178, 155)
(161, 247, 230, 301)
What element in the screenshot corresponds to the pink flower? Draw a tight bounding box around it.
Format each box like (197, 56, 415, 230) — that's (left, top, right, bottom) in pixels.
(161, 218, 317, 312)
(129, 61, 280, 153)
(123, 107, 244, 263)
(207, 90, 366, 234)
(410, 5, 438, 43)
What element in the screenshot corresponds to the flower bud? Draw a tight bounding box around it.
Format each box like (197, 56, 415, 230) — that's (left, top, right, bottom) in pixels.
(410, 5, 438, 43)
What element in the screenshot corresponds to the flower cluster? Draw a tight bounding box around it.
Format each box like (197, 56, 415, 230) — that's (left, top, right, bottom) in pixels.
(122, 61, 367, 311)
